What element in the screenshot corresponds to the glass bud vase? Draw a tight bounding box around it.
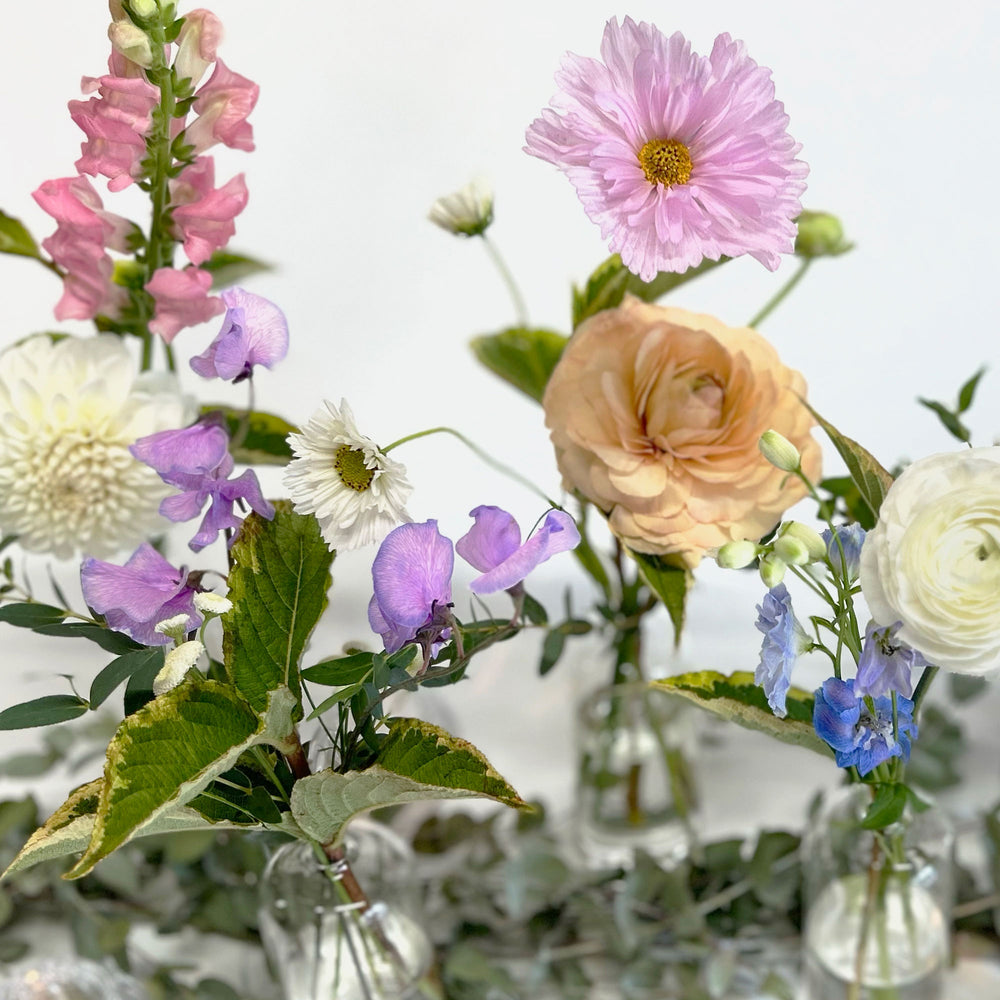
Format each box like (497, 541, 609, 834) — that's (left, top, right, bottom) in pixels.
(801, 784, 954, 1000)
(258, 819, 433, 1000)
(574, 680, 699, 867)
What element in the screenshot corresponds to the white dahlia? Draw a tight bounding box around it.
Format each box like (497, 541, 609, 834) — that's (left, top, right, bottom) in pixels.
(283, 399, 412, 551)
(0, 334, 190, 558)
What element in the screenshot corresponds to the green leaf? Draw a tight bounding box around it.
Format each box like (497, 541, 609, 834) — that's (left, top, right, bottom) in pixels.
(223, 500, 335, 713)
(652, 671, 829, 755)
(63, 678, 296, 878)
(199, 405, 296, 465)
(290, 718, 526, 846)
(538, 629, 565, 676)
(861, 784, 908, 830)
(200, 249, 272, 289)
(90, 647, 164, 709)
(520, 592, 548, 626)
(957, 366, 987, 413)
(32, 621, 141, 654)
(0, 211, 40, 259)
(0, 603, 66, 628)
(0, 695, 88, 730)
(917, 397, 970, 444)
(572, 253, 725, 328)
(629, 551, 690, 646)
(469, 327, 568, 403)
(301, 652, 374, 686)
(805, 404, 894, 521)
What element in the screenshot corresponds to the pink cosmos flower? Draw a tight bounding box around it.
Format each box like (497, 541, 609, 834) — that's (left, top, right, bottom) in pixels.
(184, 59, 258, 154)
(524, 18, 808, 279)
(69, 74, 159, 191)
(174, 9, 224, 88)
(32, 176, 133, 320)
(172, 171, 248, 266)
(146, 267, 224, 343)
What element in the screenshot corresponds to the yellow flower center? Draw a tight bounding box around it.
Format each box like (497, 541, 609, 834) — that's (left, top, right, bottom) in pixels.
(638, 138, 693, 186)
(334, 444, 375, 492)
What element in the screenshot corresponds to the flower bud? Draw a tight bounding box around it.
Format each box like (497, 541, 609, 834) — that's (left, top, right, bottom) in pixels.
(759, 552, 787, 588)
(128, 0, 159, 18)
(154, 613, 192, 642)
(428, 179, 494, 237)
(794, 211, 852, 258)
(193, 591, 233, 616)
(758, 430, 801, 472)
(780, 521, 827, 562)
(716, 539, 759, 569)
(108, 20, 154, 67)
(773, 533, 809, 566)
(153, 640, 205, 695)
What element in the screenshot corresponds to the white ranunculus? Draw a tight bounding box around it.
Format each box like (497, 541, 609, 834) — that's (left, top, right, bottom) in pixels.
(860, 447, 1000, 675)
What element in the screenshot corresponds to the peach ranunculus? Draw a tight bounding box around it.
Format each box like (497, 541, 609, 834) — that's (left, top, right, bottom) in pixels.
(542, 296, 820, 568)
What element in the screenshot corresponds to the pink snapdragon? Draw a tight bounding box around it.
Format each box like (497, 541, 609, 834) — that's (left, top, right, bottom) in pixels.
(184, 60, 258, 153)
(171, 169, 248, 265)
(32, 175, 133, 320)
(147, 267, 224, 343)
(69, 74, 159, 191)
(174, 9, 224, 88)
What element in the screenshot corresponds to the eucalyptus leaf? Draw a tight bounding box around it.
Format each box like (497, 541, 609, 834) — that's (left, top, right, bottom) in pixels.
(0, 603, 66, 628)
(90, 647, 164, 709)
(538, 629, 565, 676)
(223, 500, 334, 713)
(0, 695, 89, 731)
(652, 671, 828, 755)
(469, 327, 568, 403)
(290, 718, 526, 846)
(32, 621, 141, 654)
(301, 652, 374, 686)
(200, 405, 296, 465)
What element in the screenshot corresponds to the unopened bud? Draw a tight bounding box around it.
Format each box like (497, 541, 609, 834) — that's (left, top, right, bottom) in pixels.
(795, 211, 852, 258)
(758, 430, 801, 472)
(773, 534, 810, 566)
(128, 0, 159, 18)
(153, 640, 205, 695)
(193, 592, 233, 616)
(779, 521, 827, 562)
(716, 539, 759, 570)
(759, 552, 787, 589)
(154, 613, 192, 643)
(428, 179, 494, 237)
(108, 20, 154, 67)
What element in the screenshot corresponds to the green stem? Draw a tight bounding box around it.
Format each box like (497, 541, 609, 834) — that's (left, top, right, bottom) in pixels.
(480, 234, 528, 326)
(748, 257, 813, 328)
(911, 665, 939, 720)
(383, 425, 562, 508)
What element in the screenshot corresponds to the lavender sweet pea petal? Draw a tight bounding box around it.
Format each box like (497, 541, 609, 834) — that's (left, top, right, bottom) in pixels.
(372, 521, 453, 627)
(456, 505, 521, 573)
(221, 468, 275, 520)
(367, 594, 417, 654)
(468, 509, 581, 594)
(131, 422, 231, 478)
(160, 490, 209, 522)
(81, 544, 184, 620)
(190, 288, 289, 381)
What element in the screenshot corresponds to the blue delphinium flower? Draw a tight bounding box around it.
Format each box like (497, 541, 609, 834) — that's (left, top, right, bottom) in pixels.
(822, 523, 866, 583)
(754, 583, 811, 717)
(813, 677, 917, 776)
(853, 620, 926, 699)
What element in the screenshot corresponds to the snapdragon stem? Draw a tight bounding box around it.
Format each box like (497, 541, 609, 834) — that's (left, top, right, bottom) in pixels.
(748, 257, 812, 328)
(480, 234, 529, 327)
(383, 425, 561, 509)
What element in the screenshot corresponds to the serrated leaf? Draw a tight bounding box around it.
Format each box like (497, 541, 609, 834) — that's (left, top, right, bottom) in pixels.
(861, 783, 907, 830)
(90, 647, 164, 708)
(469, 327, 568, 403)
(0, 211, 40, 258)
(199, 405, 296, 465)
(630, 551, 690, 646)
(200, 249, 272, 289)
(805, 404, 894, 521)
(223, 500, 335, 713)
(290, 718, 526, 846)
(0, 695, 88, 730)
(2, 778, 255, 878)
(63, 678, 296, 878)
(652, 671, 829, 755)
(0, 603, 66, 628)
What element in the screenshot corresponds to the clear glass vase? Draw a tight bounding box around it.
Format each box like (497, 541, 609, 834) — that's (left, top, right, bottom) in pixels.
(574, 680, 698, 867)
(801, 784, 954, 1000)
(258, 819, 433, 1000)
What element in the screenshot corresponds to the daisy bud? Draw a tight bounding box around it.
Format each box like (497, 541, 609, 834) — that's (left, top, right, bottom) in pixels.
(193, 592, 233, 616)
(795, 211, 851, 258)
(154, 639, 205, 696)
(758, 430, 801, 473)
(759, 552, 787, 589)
(716, 540, 759, 570)
(779, 522, 827, 562)
(428, 179, 494, 237)
(108, 20, 153, 67)
(154, 613, 193, 643)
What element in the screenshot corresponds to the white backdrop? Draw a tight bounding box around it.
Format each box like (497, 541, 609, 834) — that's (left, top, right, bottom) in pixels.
(1, 1, 999, 823)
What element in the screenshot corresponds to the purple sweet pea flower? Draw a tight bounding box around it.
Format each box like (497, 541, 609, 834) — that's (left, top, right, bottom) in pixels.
(130, 420, 274, 552)
(456, 506, 580, 594)
(81, 542, 202, 646)
(190, 287, 289, 383)
(368, 520, 454, 658)
(853, 620, 925, 699)
(754, 583, 811, 718)
(813, 676, 917, 776)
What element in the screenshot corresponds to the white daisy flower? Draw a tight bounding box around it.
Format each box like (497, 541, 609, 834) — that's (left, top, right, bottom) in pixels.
(0, 334, 190, 559)
(283, 399, 412, 551)
(193, 592, 233, 616)
(154, 639, 205, 696)
(428, 179, 494, 237)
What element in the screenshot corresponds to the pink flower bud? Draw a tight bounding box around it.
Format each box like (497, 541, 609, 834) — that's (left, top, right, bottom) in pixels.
(173, 9, 224, 88)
